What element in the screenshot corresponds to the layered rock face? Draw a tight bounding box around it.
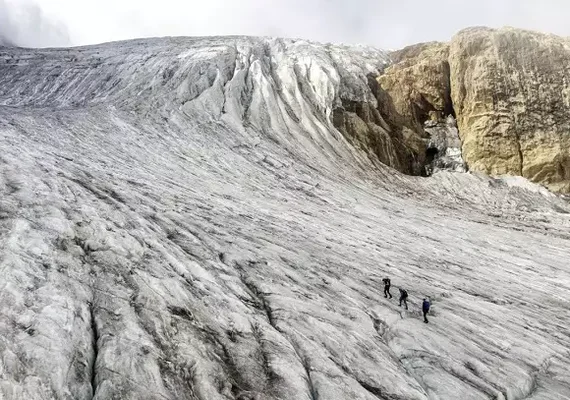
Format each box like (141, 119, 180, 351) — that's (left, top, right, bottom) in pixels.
(378, 27, 570, 192)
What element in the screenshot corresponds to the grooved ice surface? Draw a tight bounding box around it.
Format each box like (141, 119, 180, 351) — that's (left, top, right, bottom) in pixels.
(1, 37, 570, 400)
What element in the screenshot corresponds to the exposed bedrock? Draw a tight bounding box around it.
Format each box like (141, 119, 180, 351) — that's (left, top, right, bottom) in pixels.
(377, 27, 570, 192)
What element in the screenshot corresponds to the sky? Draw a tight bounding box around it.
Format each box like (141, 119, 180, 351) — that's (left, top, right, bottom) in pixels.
(2, 0, 570, 49)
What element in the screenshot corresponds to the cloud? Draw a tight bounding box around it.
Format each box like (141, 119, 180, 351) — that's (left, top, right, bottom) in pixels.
(0, 0, 70, 47)
(3, 0, 570, 49)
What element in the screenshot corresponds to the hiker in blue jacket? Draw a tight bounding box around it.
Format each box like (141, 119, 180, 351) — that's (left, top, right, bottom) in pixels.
(422, 298, 430, 323)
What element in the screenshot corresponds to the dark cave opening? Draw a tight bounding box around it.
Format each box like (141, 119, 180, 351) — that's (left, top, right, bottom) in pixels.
(422, 147, 439, 177)
(425, 147, 439, 164)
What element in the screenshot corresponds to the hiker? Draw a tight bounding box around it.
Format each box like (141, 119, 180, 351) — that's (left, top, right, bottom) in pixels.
(382, 278, 392, 298)
(399, 288, 408, 310)
(422, 298, 430, 323)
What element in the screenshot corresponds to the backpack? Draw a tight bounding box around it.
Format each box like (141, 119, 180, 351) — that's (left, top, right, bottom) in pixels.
(401, 290, 408, 298)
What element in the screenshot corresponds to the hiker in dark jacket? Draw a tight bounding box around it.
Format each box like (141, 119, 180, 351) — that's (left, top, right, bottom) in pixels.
(399, 288, 408, 310)
(422, 298, 430, 323)
(382, 278, 392, 298)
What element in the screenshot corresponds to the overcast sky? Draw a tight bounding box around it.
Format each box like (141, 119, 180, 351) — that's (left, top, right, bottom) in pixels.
(2, 0, 570, 49)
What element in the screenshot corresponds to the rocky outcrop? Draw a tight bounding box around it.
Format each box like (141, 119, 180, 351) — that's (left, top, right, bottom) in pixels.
(331, 42, 463, 177)
(331, 97, 427, 176)
(377, 42, 453, 132)
(329, 49, 430, 176)
(375, 42, 466, 176)
(377, 27, 570, 192)
(450, 27, 570, 193)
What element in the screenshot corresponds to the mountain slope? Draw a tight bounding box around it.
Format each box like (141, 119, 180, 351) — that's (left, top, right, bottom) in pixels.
(1, 36, 570, 400)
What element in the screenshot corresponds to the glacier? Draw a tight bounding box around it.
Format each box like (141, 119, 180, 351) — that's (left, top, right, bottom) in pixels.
(1, 36, 570, 400)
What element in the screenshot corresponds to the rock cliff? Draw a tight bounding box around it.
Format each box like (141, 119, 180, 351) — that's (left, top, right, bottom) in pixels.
(376, 42, 466, 175)
(377, 42, 452, 132)
(450, 27, 570, 193)
(378, 27, 570, 192)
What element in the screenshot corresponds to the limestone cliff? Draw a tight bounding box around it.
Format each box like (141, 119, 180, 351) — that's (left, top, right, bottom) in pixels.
(376, 42, 466, 176)
(378, 27, 570, 193)
(331, 42, 462, 177)
(331, 96, 427, 176)
(450, 27, 570, 193)
(377, 42, 452, 132)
